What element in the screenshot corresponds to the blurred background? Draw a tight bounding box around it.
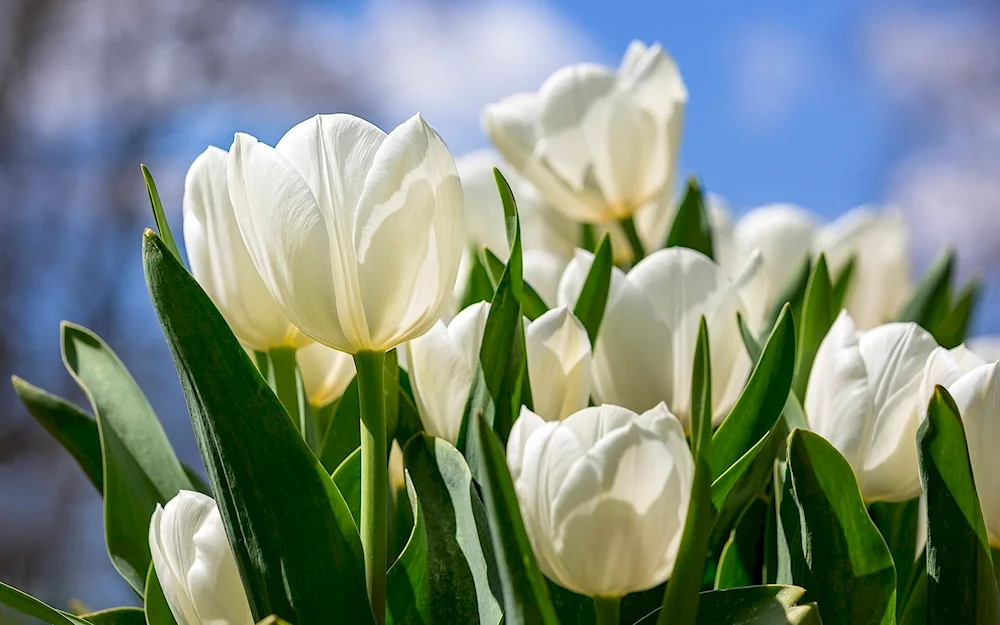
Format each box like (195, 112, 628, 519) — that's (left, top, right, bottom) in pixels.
(2, 0, 999, 617)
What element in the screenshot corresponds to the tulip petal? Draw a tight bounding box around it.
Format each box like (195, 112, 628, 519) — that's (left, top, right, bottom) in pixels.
(948, 362, 1000, 545)
(228, 133, 354, 351)
(585, 90, 661, 211)
(919, 345, 986, 411)
(149, 492, 214, 625)
(353, 114, 465, 349)
(186, 506, 254, 625)
(525, 307, 592, 421)
(296, 343, 357, 408)
(507, 407, 547, 483)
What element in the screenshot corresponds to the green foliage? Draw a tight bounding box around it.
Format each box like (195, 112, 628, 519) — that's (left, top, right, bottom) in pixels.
(571, 232, 613, 346)
(664, 177, 714, 259)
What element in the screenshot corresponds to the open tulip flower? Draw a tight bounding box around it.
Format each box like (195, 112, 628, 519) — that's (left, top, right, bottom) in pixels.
(408, 302, 591, 443)
(183, 146, 309, 352)
(506, 403, 694, 600)
(558, 246, 757, 428)
(149, 491, 253, 625)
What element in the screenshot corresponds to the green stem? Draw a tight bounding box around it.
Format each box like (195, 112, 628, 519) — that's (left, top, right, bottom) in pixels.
(618, 215, 645, 263)
(267, 347, 304, 436)
(594, 596, 621, 625)
(355, 350, 387, 625)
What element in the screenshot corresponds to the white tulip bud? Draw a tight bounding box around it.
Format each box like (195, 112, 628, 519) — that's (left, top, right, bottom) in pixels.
(296, 342, 356, 408)
(183, 147, 308, 351)
(149, 491, 253, 625)
(228, 113, 464, 354)
(525, 307, 592, 421)
(805, 311, 939, 502)
(507, 404, 694, 597)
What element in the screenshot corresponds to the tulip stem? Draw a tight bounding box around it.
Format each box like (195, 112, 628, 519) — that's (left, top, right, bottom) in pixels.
(618, 215, 645, 263)
(594, 596, 621, 625)
(267, 347, 308, 441)
(354, 349, 387, 625)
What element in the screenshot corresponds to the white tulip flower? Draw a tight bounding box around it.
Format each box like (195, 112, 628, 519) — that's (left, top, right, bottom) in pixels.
(944, 361, 1000, 545)
(818, 207, 911, 330)
(183, 146, 308, 351)
(296, 342, 356, 408)
(407, 303, 591, 443)
(149, 490, 253, 625)
(524, 249, 570, 308)
(919, 344, 986, 406)
(558, 247, 756, 428)
(506, 403, 694, 597)
(228, 113, 464, 354)
(805, 311, 939, 502)
(483, 40, 686, 225)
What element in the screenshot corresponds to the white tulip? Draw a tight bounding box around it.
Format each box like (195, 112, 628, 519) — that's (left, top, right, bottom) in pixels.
(968, 336, 1000, 363)
(524, 249, 570, 308)
(919, 344, 986, 406)
(149, 490, 253, 625)
(483, 40, 686, 224)
(407, 303, 591, 442)
(228, 113, 464, 354)
(943, 361, 1000, 545)
(818, 207, 911, 329)
(507, 403, 694, 597)
(805, 311, 939, 502)
(558, 247, 755, 428)
(296, 342, 356, 408)
(183, 146, 308, 351)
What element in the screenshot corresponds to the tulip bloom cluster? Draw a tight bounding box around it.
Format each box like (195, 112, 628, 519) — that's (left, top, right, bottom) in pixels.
(6, 38, 1000, 625)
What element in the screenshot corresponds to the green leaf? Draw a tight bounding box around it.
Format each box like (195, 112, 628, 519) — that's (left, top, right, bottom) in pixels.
(716, 498, 767, 589)
(710, 421, 784, 540)
(870, 498, 920, 615)
(140, 165, 182, 265)
(470, 413, 558, 624)
(793, 255, 833, 399)
(918, 387, 1000, 623)
(80, 608, 146, 624)
(638, 585, 820, 625)
(460, 250, 496, 310)
(762, 256, 811, 338)
(386, 435, 503, 624)
(830, 256, 856, 314)
(0, 581, 91, 625)
(712, 304, 795, 480)
(481, 246, 548, 321)
(61, 322, 193, 594)
(737, 313, 762, 363)
(12, 375, 105, 493)
(143, 230, 372, 624)
(664, 177, 714, 259)
(144, 564, 177, 625)
(936, 279, 980, 349)
(332, 447, 363, 530)
(779, 429, 896, 625)
(898, 249, 954, 335)
(571, 233, 613, 346)
(658, 318, 714, 625)
(320, 376, 361, 473)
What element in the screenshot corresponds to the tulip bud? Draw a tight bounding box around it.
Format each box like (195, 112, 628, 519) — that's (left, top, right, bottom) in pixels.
(148, 490, 253, 625)
(943, 361, 1000, 545)
(558, 247, 753, 428)
(183, 147, 308, 351)
(228, 113, 464, 354)
(484, 41, 686, 224)
(805, 311, 939, 502)
(818, 207, 910, 330)
(525, 307, 592, 421)
(296, 342, 356, 408)
(506, 404, 694, 597)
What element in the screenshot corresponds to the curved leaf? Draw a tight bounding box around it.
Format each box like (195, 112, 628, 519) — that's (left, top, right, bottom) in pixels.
(0, 582, 91, 625)
(144, 564, 177, 625)
(572, 233, 612, 346)
(664, 177, 714, 259)
(80, 608, 146, 624)
(638, 585, 820, 625)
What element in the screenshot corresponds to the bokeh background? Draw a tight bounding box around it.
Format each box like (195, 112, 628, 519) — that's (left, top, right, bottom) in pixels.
(2, 0, 999, 617)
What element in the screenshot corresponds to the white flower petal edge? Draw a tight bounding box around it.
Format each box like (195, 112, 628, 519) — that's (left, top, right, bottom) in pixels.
(507, 403, 693, 597)
(149, 490, 253, 625)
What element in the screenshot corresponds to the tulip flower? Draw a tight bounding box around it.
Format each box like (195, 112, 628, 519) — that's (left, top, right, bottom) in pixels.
(919, 344, 986, 404)
(183, 146, 308, 352)
(818, 208, 911, 329)
(296, 342, 356, 408)
(228, 112, 463, 621)
(942, 361, 1000, 545)
(506, 403, 694, 605)
(407, 303, 591, 443)
(558, 247, 756, 428)
(805, 311, 939, 502)
(524, 249, 570, 308)
(149, 490, 253, 625)
(483, 40, 686, 261)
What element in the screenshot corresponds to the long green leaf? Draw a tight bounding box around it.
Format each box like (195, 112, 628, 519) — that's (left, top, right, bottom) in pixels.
(471, 413, 558, 624)
(481, 247, 548, 321)
(140, 165, 182, 265)
(918, 387, 1000, 623)
(332, 448, 363, 530)
(658, 319, 714, 625)
(897, 250, 954, 334)
(936, 280, 980, 349)
(793, 254, 833, 398)
(830, 256, 856, 314)
(80, 608, 146, 624)
(61, 323, 193, 594)
(762, 257, 811, 338)
(664, 178, 714, 259)
(870, 498, 920, 615)
(0, 582, 91, 625)
(638, 585, 820, 624)
(460, 250, 496, 310)
(780, 429, 896, 624)
(144, 564, 177, 625)
(712, 304, 795, 480)
(143, 230, 372, 624)
(716, 498, 767, 589)
(572, 233, 613, 346)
